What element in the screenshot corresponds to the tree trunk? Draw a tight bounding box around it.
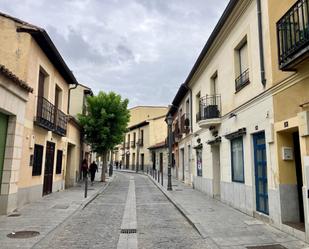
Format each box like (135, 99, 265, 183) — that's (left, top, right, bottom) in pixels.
(101, 151, 107, 182)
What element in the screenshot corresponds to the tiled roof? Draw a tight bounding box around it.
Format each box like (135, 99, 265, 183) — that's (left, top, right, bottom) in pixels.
(0, 65, 33, 93)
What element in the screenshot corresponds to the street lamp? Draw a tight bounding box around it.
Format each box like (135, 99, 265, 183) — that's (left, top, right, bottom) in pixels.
(166, 113, 173, 191)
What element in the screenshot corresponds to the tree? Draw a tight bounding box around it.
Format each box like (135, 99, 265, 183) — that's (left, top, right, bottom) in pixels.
(78, 91, 130, 182)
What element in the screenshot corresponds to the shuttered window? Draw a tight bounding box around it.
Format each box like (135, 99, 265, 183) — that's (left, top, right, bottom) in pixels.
(56, 150, 63, 174)
(32, 144, 44, 176)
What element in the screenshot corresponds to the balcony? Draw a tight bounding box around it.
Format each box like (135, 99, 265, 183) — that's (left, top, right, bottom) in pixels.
(138, 138, 143, 147)
(180, 113, 190, 134)
(235, 69, 250, 92)
(35, 96, 68, 136)
(131, 141, 136, 148)
(125, 142, 130, 149)
(277, 0, 309, 70)
(197, 94, 221, 129)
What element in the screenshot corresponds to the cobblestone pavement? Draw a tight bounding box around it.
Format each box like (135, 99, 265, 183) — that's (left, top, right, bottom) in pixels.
(32, 172, 211, 249)
(135, 174, 212, 249)
(33, 173, 128, 249)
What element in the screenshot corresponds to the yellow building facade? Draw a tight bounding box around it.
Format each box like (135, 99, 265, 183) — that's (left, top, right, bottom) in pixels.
(0, 12, 83, 212)
(119, 106, 168, 171)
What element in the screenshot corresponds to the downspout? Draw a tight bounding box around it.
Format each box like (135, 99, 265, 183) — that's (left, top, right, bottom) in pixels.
(257, 0, 267, 86)
(67, 83, 78, 114)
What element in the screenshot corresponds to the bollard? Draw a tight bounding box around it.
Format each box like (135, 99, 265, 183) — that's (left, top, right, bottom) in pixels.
(84, 175, 88, 198)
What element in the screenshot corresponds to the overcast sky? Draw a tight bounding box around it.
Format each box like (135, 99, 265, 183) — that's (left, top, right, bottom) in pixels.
(0, 0, 229, 107)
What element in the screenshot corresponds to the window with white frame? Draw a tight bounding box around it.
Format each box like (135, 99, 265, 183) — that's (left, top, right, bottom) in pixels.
(231, 137, 244, 183)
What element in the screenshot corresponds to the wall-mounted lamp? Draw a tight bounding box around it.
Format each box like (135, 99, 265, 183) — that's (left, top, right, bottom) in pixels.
(229, 113, 237, 119)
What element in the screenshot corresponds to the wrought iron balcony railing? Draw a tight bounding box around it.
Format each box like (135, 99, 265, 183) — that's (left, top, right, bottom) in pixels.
(277, 0, 309, 69)
(138, 138, 143, 147)
(235, 69, 250, 92)
(198, 94, 221, 121)
(35, 96, 67, 136)
(54, 109, 67, 136)
(131, 141, 136, 148)
(180, 113, 190, 134)
(125, 142, 130, 149)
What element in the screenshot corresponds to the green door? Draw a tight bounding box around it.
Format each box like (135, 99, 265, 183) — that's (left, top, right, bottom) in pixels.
(0, 113, 8, 190)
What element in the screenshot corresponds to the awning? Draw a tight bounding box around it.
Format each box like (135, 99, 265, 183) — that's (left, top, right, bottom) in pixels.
(206, 136, 221, 145)
(224, 128, 246, 140)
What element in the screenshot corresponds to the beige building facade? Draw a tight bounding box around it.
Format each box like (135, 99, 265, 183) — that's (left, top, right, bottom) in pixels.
(0, 12, 84, 212)
(119, 106, 168, 171)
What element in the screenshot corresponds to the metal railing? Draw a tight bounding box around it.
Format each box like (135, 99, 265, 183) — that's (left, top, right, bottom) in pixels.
(277, 0, 309, 68)
(55, 109, 67, 136)
(235, 68, 250, 91)
(35, 96, 68, 136)
(197, 94, 221, 121)
(131, 141, 136, 148)
(125, 142, 130, 149)
(137, 138, 143, 147)
(180, 113, 190, 134)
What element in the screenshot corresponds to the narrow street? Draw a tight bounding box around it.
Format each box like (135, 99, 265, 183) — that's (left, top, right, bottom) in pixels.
(33, 172, 208, 249)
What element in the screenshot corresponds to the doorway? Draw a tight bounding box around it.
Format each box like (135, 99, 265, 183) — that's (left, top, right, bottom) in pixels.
(125, 154, 130, 169)
(253, 132, 268, 214)
(141, 153, 144, 171)
(0, 113, 8, 191)
(43, 141, 55, 195)
(181, 148, 185, 181)
(212, 145, 220, 199)
(152, 152, 156, 170)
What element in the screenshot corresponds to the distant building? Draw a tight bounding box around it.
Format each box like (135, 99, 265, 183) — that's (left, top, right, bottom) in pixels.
(117, 106, 168, 172)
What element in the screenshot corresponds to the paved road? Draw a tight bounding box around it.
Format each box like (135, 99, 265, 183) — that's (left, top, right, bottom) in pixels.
(33, 172, 208, 249)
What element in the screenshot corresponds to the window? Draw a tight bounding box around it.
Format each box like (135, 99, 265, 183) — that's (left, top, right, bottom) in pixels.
(235, 39, 249, 91)
(196, 149, 202, 176)
(133, 132, 136, 145)
(56, 150, 63, 174)
(140, 130, 144, 146)
(195, 92, 201, 122)
(231, 137, 244, 183)
(55, 85, 63, 110)
(211, 72, 218, 95)
(32, 144, 44, 176)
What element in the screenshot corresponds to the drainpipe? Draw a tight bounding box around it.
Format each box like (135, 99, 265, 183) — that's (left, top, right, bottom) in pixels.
(67, 83, 78, 114)
(257, 0, 266, 86)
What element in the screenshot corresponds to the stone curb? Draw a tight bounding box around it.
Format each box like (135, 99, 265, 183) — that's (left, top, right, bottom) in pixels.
(32, 176, 114, 248)
(147, 174, 216, 242)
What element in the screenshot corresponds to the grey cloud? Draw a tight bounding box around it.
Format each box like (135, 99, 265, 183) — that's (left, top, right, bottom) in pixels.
(0, 0, 229, 107)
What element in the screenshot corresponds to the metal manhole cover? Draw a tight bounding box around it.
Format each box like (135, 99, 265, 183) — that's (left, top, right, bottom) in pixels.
(120, 228, 137, 234)
(7, 231, 40, 239)
(175, 189, 183, 191)
(247, 245, 287, 249)
(7, 213, 21, 217)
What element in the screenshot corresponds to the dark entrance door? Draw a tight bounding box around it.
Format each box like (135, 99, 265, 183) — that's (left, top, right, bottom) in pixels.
(0, 113, 8, 189)
(293, 132, 304, 223)
(141, 154, 144, 171)
(125, 154, 129, 169)
(152, 152, 156, 170)
(43, 141, 55, 195)
(253, 132, 269, 214)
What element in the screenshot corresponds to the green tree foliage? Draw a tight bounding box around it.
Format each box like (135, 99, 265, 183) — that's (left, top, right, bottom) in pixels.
(78, 91, 130, 181)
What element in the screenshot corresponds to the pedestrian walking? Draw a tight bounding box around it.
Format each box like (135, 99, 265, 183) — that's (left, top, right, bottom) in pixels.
(81, 159, 88, 180)
(89, 161, 98, 185)
(119, 161, 122, 170)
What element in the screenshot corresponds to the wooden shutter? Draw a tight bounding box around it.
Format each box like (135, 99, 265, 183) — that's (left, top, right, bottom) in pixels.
(56, 150, 63, 174)
(32, 144, 44, 176)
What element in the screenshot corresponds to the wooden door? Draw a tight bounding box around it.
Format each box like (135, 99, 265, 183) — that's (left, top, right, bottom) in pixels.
(43, 141, 55, 195)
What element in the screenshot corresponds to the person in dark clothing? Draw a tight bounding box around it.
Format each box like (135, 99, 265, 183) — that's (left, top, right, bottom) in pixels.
(81, 159, 88, 180)
(89, 161, 98, 185)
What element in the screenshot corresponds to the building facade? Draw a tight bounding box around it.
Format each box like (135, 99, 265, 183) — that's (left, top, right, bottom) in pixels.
(0, 12, 81, 211)
(119, 106, 168, 171)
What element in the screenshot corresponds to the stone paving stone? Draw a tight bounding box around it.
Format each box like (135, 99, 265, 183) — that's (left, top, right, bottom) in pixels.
(150, 174, 309, 249)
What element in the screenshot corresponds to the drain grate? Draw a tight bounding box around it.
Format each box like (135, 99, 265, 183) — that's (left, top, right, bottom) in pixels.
(247, 245, 287, 249)
(120, 228, 137, 234)
(7, 231, 40, 239)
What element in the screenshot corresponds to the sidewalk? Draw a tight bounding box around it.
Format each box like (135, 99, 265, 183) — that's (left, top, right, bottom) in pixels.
(0, 172, 113, 249)
(148, 173, 309, 249)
